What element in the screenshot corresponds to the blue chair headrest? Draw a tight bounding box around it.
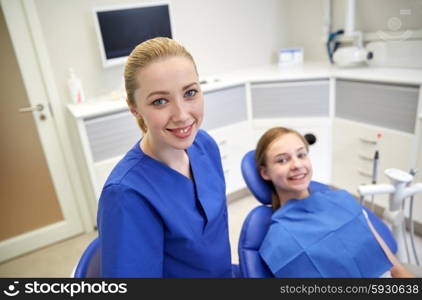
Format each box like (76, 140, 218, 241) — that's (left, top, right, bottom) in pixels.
(241, 150, 273, 205)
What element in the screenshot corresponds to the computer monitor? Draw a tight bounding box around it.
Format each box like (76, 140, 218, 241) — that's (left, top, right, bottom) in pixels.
(93, 2, 172, 68)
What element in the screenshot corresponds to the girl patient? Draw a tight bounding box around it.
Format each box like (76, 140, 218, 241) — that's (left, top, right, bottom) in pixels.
(256, 127, 413, 278)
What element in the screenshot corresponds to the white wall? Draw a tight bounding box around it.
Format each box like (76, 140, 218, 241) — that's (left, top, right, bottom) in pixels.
(34, 0, 288, 103)
(283, 0, 422, 61)
(281, 0, 327, 62)
(332, 0, 422, 33)
(26, 0, 422, 103)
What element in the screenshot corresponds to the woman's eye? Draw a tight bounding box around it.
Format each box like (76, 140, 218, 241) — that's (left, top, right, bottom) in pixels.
(298, 152, 308, 159)
(277, 158, 288, 164)
(185, 89, 197, 97)
(152, 98, 167, 106)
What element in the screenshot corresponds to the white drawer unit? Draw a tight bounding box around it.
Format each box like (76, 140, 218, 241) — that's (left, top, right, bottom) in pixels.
(333, 79, 420, 211)
(336, 80, 419, 133)
(332, 118, 414, 209)
(250, 79, 330, 118)
(202, 84, 248, 131)
(84, 110, 141, 162)
(71, 108, 141, 200)
(208, 122, 253, 195)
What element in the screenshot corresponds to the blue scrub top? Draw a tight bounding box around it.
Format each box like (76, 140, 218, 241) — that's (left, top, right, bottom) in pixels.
(97, 130, 232, 277)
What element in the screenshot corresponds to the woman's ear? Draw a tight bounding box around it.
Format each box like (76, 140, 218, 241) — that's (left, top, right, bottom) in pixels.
(127, 98, 140, 118)
(260, 166, 270, 181)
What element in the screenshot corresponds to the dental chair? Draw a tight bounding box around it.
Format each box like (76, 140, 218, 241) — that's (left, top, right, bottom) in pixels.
(74, 237, 241, 278)
(74, 237, 100, 278)
(238, 150, 398, 278)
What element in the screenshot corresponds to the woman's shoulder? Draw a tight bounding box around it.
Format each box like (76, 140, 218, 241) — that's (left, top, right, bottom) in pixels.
(195, 129, 214, 143)
(194, 129, 218, 152)
(103, 141, 147, 186)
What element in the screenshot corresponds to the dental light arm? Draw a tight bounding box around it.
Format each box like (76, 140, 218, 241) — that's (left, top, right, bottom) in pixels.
(358, 184, 395, 197)
(401, 183, 422, 200)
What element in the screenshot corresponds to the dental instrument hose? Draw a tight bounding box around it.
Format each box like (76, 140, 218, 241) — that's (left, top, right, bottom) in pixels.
(408, 168, 420, 265)
(370, 150, 379, 211)
(326, 29, 344, 63)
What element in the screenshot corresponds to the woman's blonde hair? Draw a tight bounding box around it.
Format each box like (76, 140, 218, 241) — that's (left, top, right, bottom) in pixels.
(124, 37, 197, 133)
(255, 127, 309, 211)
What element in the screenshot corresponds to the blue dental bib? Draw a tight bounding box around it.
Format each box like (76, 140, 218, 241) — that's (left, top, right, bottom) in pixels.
(259, 189, 392, 277)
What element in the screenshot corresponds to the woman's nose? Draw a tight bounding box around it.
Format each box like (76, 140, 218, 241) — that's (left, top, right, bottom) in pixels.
(171, 99, 189, 122)
(290, 157, 303, 169)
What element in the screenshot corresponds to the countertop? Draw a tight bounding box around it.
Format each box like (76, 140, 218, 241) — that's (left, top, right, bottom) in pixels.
(68, 62, 422, 120)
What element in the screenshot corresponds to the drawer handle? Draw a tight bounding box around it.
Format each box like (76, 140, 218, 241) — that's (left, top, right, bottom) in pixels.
(359, 138, 377, 145)
(358, 153, 373, 161)
(358, 169, 372, 177)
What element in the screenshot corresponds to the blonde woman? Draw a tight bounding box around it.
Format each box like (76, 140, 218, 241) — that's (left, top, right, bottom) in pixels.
(97, 38, 232, 277)
(255, 127, 413, 278)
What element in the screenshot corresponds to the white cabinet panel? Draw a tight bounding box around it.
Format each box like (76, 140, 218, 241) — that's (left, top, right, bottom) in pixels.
(93, 156, 122, 197)
(202, 85, 247, 131)
(336, 80, 419, 134)
(251, 80, 329, 118)
(332, 118, 414, 209)
(208, 122, 253, 194)
(85, 110, 141, 162)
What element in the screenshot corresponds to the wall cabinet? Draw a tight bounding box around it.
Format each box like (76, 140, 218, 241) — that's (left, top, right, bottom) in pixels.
(208, 122, 253, 195)
(70, 109, 140, 201)
(202, 84, 251, 195)
(332, 118, 414, 204)
(250, 79, 330, 118)
(332, 79, 420, 216)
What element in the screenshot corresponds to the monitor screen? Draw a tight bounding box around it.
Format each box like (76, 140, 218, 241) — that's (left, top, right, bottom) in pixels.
(94, 3, 172, 67)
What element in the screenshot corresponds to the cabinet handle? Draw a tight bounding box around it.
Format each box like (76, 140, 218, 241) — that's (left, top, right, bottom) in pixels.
(358, 153, 373, 161)
(358, 169, 372, 177)
(224, 169, 230, 175)
(359, 138, 377, 145)
(221, 154, 229, 160)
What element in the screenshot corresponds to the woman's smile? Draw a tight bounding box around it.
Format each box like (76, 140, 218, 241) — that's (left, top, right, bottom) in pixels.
(166, 122, 195, 139)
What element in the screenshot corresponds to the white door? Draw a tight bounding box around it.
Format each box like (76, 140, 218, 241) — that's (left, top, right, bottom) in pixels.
(0, 0, 84, 263)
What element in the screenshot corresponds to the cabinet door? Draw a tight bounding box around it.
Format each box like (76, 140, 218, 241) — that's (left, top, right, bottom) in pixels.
(334, 80, 419, 209)
(250, 80, 330, 118)
(332, 118, 362, 193)
(336, 80, 419, 134)
(208, 122, 252, 195)
(83, 110, 141, 198)
(202, 84, 247, 131)
(332, 118, 414, 208)
(84, 110, 140, 163)
(202, 84, 249, 195)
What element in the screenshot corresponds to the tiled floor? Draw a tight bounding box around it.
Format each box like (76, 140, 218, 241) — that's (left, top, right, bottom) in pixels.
(0, 194, 421, 277)
(0, 230, 98, 277)
(0, 194, 258, 277)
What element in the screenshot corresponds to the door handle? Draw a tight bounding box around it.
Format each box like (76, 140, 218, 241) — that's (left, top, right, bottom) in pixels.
(19, 104, 44, 113)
